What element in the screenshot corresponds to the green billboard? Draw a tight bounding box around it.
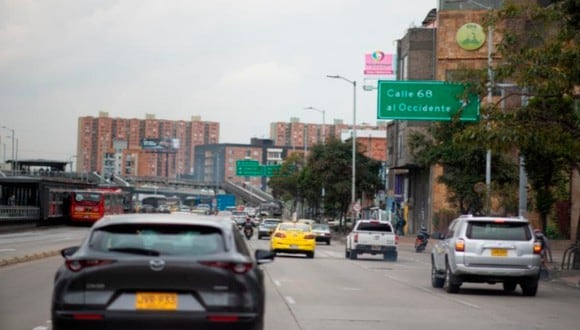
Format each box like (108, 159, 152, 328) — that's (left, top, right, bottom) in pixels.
(376, 80, 480, 121)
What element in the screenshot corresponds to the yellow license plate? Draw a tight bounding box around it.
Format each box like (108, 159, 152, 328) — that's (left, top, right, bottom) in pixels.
(136, 292, 177, 310)
(491, 248, 507, 257)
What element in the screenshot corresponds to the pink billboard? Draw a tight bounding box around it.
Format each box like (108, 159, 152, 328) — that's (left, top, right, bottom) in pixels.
(364, 51, 394, 76)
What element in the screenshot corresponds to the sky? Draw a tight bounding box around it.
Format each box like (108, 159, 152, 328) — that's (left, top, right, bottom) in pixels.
(0, 0, 437, 161)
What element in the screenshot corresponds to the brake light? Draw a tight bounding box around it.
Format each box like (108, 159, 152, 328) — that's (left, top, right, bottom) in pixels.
(274, 232, 286, 238)
(493, 219, 506, 223)
(207, 315, 239, 323)
(455, 239, 465, 252)
(304, 234, 315, 240)
(72, 313, 104, 321)
(354, 233, 359, 243)
(200, 261, 253, 274)
(395, 235, 399, 245)
(65, 259, 115, 272)
(533, 241, 543, 254)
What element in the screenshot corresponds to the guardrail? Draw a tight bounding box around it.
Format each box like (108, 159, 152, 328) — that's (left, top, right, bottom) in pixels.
(0, 206, 41, 221)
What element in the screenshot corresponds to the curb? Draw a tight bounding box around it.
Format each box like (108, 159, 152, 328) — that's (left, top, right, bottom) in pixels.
(0, 250, 61, 268)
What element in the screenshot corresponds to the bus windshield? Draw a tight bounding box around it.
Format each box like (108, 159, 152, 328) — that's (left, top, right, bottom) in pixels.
(74, 192, 102, 204)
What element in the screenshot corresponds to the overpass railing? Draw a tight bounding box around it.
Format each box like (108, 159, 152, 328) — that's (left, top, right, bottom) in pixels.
(0, 206, 40, 221)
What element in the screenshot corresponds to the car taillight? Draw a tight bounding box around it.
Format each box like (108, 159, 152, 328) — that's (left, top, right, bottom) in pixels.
(274, 232, 286, 238)
(72, 313, 104, 320)
(200, 261, 253, 274)
(207, 315, 239, 323)
(354, 233, 359, 243)
(533, 241, 543, 254)
(455, 239, 465, 252)
(65, 259, 115, 272)
(395, 235, 399, 245)
(304, 234, 315, 240)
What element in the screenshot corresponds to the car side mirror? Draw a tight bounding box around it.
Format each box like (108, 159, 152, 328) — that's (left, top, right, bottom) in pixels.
(255, 249, 276, 264)
(60, 246, 79, 258)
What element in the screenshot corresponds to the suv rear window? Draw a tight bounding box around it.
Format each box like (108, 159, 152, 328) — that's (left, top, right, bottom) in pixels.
(90, 224, 225, 256)
(466, 221, 531, 241)
(357, 222, 393, 232)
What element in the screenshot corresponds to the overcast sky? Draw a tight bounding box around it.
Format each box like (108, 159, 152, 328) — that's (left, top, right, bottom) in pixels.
(0, 0, 437, 161)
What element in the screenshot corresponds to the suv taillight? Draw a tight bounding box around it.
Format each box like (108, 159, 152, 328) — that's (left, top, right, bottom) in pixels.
(455, 239, 465, 252)
(65, 259, 115, 272)
(533, 241, 543, 254)
(354, 233, 359, 243)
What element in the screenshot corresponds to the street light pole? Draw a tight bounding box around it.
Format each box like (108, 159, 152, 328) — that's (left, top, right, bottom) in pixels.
(2, 126, 15, 172)
(326, 75, 357, 212)
(304, 106, 326, 144)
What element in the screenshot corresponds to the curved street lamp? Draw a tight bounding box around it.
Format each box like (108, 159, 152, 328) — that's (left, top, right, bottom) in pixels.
(326, 74, 357, 213)
(304, 106, 326, 145)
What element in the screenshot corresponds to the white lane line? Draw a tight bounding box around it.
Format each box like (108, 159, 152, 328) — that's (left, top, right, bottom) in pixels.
(285, 296, 296, 305)
(274, 280, 281, 287)
(343, 287, 361, 291)
(0, 248, 17, 252)
(451, 298, 480, 309)
(32, 327, 48, 330)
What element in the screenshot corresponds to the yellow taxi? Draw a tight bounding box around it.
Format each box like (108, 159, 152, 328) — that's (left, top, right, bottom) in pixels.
(270, 221, 316, 258)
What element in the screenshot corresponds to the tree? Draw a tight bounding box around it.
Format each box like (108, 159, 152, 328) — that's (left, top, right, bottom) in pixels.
(456, 0, 580, 231)
(268, 138, 383, 225)
(409, 120, 518, 215)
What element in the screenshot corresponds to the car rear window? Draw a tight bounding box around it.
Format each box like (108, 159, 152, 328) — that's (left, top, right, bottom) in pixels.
(90, 224, 225, 256)
(466, 221, 531, 241)
(357, 222, 393, 232)
(278, 223, 310, 231)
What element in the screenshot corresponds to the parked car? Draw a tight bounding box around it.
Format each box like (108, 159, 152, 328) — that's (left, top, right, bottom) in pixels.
(430, 215, 542, 296)
(270, 221, 316, 258)
(311, 223, 332, 245)
(257, 218, 283, 239)
(51, 213, 275, 330)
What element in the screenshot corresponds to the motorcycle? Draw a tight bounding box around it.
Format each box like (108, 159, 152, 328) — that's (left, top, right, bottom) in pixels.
(243, 225, 253, 240)
(414, 235, 428, 253)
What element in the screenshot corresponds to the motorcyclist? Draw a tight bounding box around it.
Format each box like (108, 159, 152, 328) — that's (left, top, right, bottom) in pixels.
(417, 226, 429, 240)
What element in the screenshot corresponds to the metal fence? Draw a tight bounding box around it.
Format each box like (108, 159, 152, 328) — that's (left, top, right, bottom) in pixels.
(0, 206, 41, 221)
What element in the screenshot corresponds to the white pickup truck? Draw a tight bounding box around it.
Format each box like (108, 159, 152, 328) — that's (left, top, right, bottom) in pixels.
(345, 220, 398, 261)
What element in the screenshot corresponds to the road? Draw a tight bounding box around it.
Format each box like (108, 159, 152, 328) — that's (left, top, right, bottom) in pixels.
(1, 227, 579, 330)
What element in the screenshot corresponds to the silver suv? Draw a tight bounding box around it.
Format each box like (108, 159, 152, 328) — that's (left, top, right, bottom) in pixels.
(431, 215, 542, 296)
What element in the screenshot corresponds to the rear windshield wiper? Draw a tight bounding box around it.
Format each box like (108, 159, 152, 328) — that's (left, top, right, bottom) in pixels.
(108, 247, 160, 256)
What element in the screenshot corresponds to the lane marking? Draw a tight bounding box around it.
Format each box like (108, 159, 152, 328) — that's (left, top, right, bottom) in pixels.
(0, 248, 17, 252)
(274, 280, 281, 287)
(285, 296, 296, 305)
(343, 287, 361, 291)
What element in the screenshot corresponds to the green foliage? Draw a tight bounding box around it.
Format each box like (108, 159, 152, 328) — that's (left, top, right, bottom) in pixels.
(267, 138, 383, 221)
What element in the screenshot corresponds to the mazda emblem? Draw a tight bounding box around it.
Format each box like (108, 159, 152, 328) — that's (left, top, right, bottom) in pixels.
(149, 259, 165, 271)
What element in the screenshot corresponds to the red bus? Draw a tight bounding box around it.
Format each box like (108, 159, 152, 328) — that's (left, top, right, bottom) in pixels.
(69, 188, 125, 223)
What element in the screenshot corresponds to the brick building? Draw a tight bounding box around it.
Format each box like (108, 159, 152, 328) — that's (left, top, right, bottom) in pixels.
(76, 112, 219, 178)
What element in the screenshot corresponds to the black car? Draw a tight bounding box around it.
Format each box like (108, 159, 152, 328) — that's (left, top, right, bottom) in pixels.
(51, 213, 275, 330)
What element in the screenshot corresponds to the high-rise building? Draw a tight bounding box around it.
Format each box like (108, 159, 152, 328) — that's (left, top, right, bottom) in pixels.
(76, 112, 219, 178)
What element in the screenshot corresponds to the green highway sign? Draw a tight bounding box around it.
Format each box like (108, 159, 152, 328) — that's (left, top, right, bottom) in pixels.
(236, 160, 261, 176)
(236, 160, 281, 177)
(376, 80, 480, 121)
(262, 164, 281, 177)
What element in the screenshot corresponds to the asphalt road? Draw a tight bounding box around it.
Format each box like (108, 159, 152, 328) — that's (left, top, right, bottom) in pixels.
(1, 227, 580, 330)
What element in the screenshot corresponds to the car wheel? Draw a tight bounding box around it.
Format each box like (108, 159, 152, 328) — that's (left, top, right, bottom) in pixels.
(327, 240, 331, 245)
(345, 249, 350, 258)
(444, 263, 460, 293)
(520, 276, 539, 297)
(349, 250, 358, 260)
(431, 260, 445, 288)
(306, 251, 315, 259)
(503, 281, 517, 293)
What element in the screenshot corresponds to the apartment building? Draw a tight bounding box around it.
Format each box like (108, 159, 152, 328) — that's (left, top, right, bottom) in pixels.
(76, 112, 219, 178)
